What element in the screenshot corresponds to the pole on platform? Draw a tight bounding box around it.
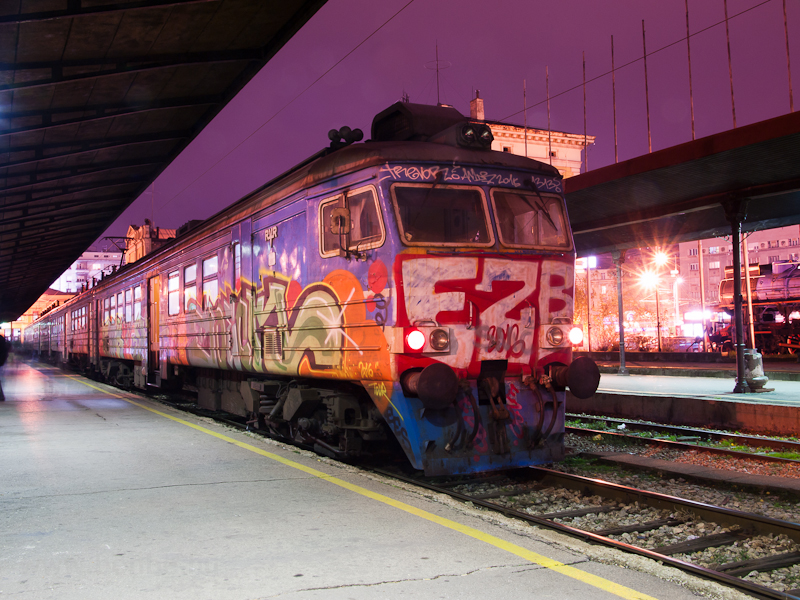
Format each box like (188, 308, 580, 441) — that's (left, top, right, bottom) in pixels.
(583, 51, 588, 173)
(685, 0, 696, 140)
(586, 259, 592, 352)
(742, 234, 756, 349)
(523, 79, 528, 158)
(655, 283, 662, 352)
(611, 35, 619, 163)
(612, 250, 629, 375)
(698, 240, 707, 352)
(783, 0, 794, 113)
(724, 198, 749, 393)
(546, 66, 552, 166)
(642, 20, 652, 153)
(723, 0, 737, 128)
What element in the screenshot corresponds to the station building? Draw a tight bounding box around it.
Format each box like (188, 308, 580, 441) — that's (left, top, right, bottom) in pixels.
(469, 92, 594, 180)
(50, 250, 123, 294)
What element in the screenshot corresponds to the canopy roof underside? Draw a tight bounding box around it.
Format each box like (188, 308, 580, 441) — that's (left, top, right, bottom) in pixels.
(0, 0, 326, 322)
(565, 111, 800, 257)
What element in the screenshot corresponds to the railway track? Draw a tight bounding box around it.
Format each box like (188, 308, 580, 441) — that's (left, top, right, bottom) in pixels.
(566, 414, 800, 455)
(373, 467, 800, 599)
(566, 427, 800, 470)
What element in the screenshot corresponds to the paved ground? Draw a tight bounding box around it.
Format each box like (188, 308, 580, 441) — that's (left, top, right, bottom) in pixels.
(0, 357, 747, 600)
(593, 357, 800, 382)
(596, 372, 800, 407)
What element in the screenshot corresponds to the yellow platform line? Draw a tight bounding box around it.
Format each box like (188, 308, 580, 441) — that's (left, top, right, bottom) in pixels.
(68, 375, 659, 600)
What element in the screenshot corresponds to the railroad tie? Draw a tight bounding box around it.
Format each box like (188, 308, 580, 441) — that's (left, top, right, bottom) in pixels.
(713, 550, 800, 577)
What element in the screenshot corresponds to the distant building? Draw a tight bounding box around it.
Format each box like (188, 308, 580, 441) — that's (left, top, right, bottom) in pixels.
(469, 91, 594, 179)
(125, 219, 176, 264)
(1, 288, 74, 343)
(51, 250, 123, 294)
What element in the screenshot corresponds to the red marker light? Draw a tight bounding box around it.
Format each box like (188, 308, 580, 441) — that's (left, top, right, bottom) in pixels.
(406, 329, 426, 351)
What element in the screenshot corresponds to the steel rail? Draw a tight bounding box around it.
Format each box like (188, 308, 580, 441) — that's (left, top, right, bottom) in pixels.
(372, 466, 800, 600)
(566, 426, 800, 466)
(567, 414, 800, 453)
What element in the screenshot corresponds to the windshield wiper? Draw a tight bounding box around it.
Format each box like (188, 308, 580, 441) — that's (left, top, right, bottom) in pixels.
(519, 180, 558, 232)
(407, 170, 444, 236)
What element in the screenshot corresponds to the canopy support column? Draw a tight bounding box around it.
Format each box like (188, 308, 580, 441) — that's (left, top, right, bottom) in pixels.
(723, 197, 749, 393)
(611, 249, 629, 375)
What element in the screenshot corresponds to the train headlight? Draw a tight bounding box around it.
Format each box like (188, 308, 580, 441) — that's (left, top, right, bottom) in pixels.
(406, 329, 426, 351)
(429, 328, 449, 351)
(546, 327, 564, 346)
(568, 327, 584, 345)
(478, 125, 493, 147)
(460, 125, 476, 144)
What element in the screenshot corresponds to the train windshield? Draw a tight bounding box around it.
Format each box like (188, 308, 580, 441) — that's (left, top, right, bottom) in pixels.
(391, 183, 494, 246)
(490, 190, 571, 250)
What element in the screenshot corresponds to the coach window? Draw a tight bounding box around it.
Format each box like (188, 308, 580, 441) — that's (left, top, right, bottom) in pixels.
(117, 292, 124, 321)
(202, 255, 219, 309)
(320, 186, 384, 257)
(133, 286, 142, 320)
(104, 298, 110, 325)
(167, 271, 180, 316)
(109, 294, 116, 323)
(184, 264, 198, 312)
(125, 289, 132, 322)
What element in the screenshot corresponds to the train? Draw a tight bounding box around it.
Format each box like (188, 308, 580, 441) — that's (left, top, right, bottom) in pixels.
(23, 101, 600, 476)
(717, 262, 800, 354)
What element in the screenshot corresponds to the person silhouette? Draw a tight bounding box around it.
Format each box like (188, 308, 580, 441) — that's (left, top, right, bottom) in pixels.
(0, 334, 8, 401)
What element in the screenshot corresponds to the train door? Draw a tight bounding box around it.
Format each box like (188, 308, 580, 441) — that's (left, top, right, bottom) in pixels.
(90, 299, 100, 368)
(148, 275, 161, 384)
(234, 220, 253, 357)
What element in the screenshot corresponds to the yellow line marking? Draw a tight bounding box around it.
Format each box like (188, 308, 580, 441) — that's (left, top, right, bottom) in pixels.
(67, 375, 659, 600)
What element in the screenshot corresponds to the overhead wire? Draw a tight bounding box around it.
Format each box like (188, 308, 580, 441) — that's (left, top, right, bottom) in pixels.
(498, 0, 775, 123)
(157, 0, 417, 212)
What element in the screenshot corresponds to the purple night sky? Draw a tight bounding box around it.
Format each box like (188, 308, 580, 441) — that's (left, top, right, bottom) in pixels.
(97, 0, 799, 245)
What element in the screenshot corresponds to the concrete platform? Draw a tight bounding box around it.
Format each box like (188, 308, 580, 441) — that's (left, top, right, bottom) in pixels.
(0, 357, 747, 600)
(569, 370, 800, 437)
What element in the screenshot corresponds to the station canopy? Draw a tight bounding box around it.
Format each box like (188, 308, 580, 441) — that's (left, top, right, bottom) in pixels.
(0, 0, 326, 322)
(565, 110, 800, 258)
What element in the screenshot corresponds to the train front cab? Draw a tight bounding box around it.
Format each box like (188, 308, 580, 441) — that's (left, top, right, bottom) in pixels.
(328, 160, 600, 475)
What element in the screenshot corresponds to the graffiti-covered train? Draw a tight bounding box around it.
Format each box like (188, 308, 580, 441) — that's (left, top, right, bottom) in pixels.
(24, 102, 599, 476)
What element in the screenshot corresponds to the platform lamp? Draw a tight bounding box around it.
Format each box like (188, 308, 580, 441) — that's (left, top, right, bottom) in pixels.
(672, 275, 684, 335)
(653, 251, 670, 351)
(638, 270, 659, 351)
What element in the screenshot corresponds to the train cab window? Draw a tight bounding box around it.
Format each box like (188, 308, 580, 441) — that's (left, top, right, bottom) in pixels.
(184, 264, 198, 312)
(320, 186, 384, 257)
(391, 183, 493, 247)
(109, 295, 116, 323)
(490, 190, 571, 250)
(133, 286, 142, 320)
(168, 271, 180, 316)
(125, 289, 132, 322)
(202, 255, 219, 309)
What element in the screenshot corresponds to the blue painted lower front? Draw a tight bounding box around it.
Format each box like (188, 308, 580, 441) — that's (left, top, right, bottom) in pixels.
(384, 380, 566, 476)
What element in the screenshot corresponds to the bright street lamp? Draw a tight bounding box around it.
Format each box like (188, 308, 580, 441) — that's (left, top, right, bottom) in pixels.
(639, 268, 662, 352)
